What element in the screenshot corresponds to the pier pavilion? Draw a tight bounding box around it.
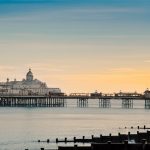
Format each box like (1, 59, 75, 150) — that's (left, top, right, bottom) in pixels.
(0, 69, 61, 96)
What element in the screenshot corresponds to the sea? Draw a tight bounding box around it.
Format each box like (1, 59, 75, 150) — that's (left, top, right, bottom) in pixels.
(0, 99, 150, 150)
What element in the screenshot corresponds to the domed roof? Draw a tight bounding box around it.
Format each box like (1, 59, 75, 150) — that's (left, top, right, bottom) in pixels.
(27, 68, 33, 76)
(26, 68, 34, 81)
(144, 88, 150, 93)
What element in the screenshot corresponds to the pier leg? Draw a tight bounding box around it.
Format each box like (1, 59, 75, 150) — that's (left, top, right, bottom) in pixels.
(122, 99, 133, 109)
(145, 99, 150, 109)
(99, 99, 111, 108)
(77, 98, 88, 108)
(48, 98, 66, 107)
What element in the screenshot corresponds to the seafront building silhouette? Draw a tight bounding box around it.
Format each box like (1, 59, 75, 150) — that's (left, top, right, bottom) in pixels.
(0, 69, 61, 95)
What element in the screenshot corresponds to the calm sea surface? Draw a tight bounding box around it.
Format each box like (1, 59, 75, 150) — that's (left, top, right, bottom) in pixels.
(0, 99, 150, 150)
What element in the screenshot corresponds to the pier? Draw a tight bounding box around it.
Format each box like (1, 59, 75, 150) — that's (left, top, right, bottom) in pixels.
(0, 69, 150, 109)
(0, 90, 150, 108)
(0, 96, 67, 107)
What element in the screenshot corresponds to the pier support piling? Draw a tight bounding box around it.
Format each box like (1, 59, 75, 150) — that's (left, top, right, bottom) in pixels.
(0, 96, 66, 108)
(99, 99, 111, 108)
(122, 99, 133, 109)
(77, 98, 88, 107)
(145, 99, 150, 109)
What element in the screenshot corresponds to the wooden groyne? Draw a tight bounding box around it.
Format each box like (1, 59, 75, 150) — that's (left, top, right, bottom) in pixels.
(58, 143, 150, 150)
(91, 142, 150, 150)
(36, 131, 150, 146)
(57, 132, 150, 150)
(26, 144, 150, 150)
(49, 131, 150, 144)
(37, 126, 150, 144)
(25, 130, 150, 150)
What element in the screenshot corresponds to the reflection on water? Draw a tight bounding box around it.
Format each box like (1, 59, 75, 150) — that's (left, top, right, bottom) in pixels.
(0, 99, 150, 150)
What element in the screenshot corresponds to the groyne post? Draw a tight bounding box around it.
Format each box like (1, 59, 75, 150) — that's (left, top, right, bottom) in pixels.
(65, 137, 67, 143)
(56, 138, 58, 143)
(74, 137, 76, 143)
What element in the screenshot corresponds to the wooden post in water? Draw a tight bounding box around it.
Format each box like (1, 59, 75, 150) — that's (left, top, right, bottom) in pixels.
(65, 137, 67, 143)
(109, 133, 112, 141)
(124, 140, 128, 150)
(100, 134, 103, 142)
(47, 139, 50, 143)
(137, 131, 140, 142)
(56, 138, 58, 143)
(74, 137, 76, 143)
(74, 145, 78, 150)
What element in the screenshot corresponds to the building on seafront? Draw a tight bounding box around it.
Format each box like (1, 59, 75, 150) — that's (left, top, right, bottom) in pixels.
(0, 69, 61, 95)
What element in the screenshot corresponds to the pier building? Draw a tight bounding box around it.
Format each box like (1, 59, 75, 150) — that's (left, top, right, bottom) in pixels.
(0, 69, 61, 95)
(144, 88, 150, 98)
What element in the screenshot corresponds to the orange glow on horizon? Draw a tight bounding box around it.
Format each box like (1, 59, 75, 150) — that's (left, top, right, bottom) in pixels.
(0, 65, 150, 94)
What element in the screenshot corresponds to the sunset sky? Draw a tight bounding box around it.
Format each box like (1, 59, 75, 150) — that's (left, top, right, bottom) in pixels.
(0, 0, 150, 93)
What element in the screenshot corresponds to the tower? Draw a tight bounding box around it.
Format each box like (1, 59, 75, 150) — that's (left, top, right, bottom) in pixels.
(26, 68, 33, 82)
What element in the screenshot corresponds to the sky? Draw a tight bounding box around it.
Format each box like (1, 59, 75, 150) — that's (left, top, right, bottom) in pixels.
(0, 0, 150, 93)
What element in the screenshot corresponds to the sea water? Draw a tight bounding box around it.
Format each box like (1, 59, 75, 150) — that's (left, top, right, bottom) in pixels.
(0, 99, 150, 150)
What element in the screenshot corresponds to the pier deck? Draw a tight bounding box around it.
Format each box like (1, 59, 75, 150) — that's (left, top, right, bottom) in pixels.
(0, 94, 150, 108)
